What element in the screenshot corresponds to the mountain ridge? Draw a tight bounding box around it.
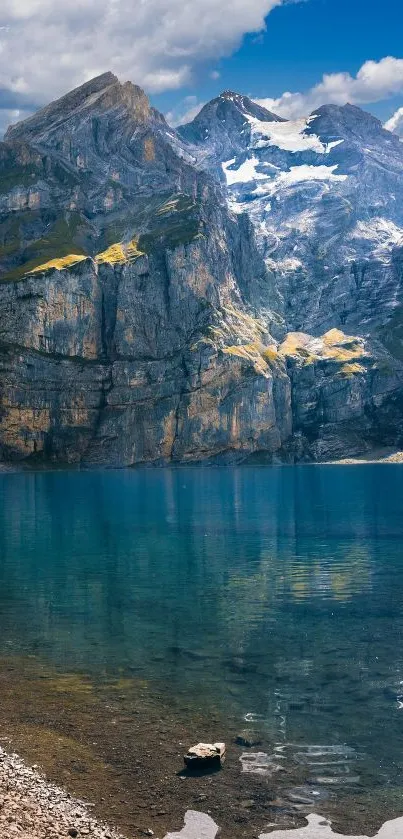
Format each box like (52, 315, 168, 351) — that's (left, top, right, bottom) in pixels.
(0, 74, 403, 466)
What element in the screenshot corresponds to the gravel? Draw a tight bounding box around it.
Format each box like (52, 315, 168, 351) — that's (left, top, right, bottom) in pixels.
(0, 746, 127, 839)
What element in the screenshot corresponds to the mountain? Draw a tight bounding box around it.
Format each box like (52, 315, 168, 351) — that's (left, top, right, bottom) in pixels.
(0, 77, 402, 466)
(178, 90, 285, 163)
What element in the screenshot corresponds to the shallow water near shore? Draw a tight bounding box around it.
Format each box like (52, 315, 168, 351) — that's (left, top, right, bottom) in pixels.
(0, 465, 403, 837)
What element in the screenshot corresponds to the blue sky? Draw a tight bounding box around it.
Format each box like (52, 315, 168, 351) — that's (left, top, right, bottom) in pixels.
(0, 0, 402, 135)
(154, 0, 403, 124)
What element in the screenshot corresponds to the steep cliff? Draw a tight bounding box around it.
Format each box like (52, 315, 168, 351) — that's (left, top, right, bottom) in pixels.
(0, 76, 402, 465)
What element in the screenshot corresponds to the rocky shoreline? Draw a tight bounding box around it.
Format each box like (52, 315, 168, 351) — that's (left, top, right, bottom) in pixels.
(2, 743, 403, 839)
(1, 449, 403, 473)
(326, 448, 403, 464)
(0, 743, 221, 839)
(0, 745, 126, 839)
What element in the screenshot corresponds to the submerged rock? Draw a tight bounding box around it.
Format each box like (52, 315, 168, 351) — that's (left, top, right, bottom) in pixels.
(239, 751, 283, 776)
(236, 730, 262, 748)
(184, 742, 225, 769)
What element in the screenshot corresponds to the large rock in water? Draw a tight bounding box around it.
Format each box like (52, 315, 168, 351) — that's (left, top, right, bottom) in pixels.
(184, 743, 226, 769)
(0, 75, 403, 465)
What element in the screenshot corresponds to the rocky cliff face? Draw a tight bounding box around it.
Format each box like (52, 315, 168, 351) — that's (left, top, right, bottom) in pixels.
(0, 76, 403, 465)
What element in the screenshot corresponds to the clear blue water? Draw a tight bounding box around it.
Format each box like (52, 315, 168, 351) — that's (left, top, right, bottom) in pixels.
(1, 465, 403, 820)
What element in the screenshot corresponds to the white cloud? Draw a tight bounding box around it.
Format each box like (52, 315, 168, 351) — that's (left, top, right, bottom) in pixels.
(0, 0, 287, 117)
(0, 108, 31, 137)
(166, 95, 207, 127)
(255, 57, 403, 119)
(384, 106, 403, 138)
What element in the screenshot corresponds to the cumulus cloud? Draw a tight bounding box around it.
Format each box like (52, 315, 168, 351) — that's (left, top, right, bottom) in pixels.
(0, 0, 288, 135)
(255, 56, 403, 119)
(384, 106, 403, 138)
(166, 96, 206, 126)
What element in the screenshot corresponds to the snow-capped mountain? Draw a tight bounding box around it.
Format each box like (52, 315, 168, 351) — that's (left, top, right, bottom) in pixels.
(180, 96, 403, 344)
(178, 91, 285, 165)
(1, 76, 403, 467)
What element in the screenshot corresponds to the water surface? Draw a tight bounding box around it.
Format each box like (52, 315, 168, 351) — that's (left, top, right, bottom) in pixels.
(0, 465, 402, 835)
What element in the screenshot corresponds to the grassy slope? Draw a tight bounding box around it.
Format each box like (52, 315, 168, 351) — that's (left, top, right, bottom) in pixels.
(0, 192, 203, 283)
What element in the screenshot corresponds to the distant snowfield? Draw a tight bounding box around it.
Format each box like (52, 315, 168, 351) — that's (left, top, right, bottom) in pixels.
(223, 156, 348, 192)
(254, 164, 348, 195)
(246, 115, 344, 155)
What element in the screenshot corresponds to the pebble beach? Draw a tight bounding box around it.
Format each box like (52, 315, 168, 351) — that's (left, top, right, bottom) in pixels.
(0, 747, 125, 839)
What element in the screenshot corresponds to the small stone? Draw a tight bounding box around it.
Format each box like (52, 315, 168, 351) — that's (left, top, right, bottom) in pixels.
(68, 831, 78, 838)
(236, 730, 262, 748)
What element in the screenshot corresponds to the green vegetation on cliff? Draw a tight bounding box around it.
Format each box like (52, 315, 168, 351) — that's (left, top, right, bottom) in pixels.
(0, 213, 90, 282)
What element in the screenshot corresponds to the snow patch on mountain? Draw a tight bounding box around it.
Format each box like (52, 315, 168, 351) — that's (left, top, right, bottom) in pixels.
(253, 164, 348, 196)
(222, 156, 267, 185)
(247, 115, 344, 154)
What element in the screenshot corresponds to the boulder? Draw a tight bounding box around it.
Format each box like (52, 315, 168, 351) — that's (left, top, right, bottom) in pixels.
(184, 743, 225, 769)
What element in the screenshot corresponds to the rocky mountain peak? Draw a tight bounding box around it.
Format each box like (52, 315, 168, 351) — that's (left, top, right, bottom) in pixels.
(5, 72, 119, 142)
(109, 79, 153, 123)
(307, 102, 400, 147)
(178, 89, 284, 162)
(180, 89, 283, 133)
(4, 73, 156, 146)
(217, 90, 285, 123)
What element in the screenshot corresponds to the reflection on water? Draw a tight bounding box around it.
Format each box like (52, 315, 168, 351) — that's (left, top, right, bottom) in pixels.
(0, 465, 403, 812)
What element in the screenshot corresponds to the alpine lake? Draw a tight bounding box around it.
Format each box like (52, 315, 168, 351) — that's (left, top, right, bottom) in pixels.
(0, 465, 403, 838)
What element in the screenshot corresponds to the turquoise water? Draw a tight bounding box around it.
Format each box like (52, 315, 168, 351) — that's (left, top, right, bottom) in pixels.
(1, 465, 403, 809)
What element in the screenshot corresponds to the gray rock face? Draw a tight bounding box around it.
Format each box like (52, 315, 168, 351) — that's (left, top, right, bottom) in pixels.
(0, 75, 403, 465)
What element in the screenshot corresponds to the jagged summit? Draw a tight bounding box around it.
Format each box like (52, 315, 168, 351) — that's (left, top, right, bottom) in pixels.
(194, 89, 283, 122)
(0, 70, 206, 285)
(5, 73, 118, 140)
(179, 89, 284, 135)
(5, 72, 154, 143)
(178, 89, 284, 161)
